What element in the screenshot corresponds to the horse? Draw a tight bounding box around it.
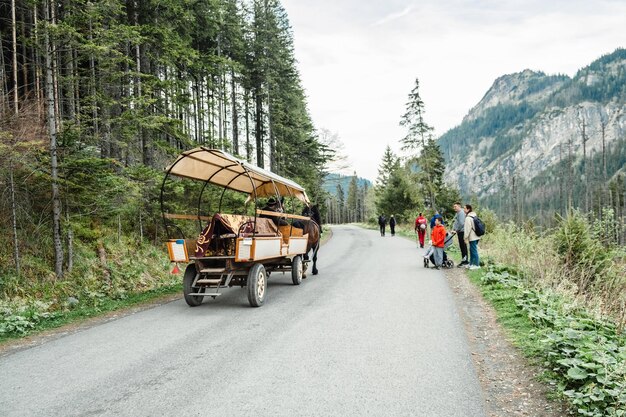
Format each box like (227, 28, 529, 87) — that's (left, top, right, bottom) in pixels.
(297, 205, 321, 276)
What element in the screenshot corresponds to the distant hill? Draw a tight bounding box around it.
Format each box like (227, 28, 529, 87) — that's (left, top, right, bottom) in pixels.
(323, 173, 372, 197)
(439, 48, 626, 216)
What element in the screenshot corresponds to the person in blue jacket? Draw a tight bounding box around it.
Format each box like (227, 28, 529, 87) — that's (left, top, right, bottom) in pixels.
(430, 211, 444, 228)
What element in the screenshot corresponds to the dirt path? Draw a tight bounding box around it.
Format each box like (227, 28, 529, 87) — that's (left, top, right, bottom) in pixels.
(445, 267, 570, 416)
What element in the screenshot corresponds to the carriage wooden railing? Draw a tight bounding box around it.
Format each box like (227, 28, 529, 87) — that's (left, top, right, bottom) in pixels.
(255, 210, 310, 221)
(163, 212, 310, 221)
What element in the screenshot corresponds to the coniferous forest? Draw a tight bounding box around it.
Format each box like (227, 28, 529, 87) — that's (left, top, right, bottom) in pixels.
(0, 0, 331, 300)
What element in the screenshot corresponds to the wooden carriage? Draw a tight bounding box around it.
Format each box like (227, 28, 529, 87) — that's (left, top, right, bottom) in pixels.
(160, 147, 313, 307)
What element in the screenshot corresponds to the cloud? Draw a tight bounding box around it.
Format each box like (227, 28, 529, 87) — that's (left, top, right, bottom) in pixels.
(371, 6, 414, 27)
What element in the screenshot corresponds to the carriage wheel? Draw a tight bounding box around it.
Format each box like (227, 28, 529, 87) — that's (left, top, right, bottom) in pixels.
(291, 256, 303, 285)
(183, 263, 204, 307)
(247, 264, 267, 307)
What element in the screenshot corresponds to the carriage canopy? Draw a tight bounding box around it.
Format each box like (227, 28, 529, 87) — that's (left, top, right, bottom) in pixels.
(165, 147, 310, 204)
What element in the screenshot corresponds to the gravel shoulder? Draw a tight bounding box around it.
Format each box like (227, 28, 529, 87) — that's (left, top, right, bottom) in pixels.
(445, 267, 570, 417)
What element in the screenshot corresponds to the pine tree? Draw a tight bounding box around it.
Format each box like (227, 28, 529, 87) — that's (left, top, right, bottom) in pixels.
(415, 136, 446, 210)
(399, 78, 433, 151)
(336, 183, 345, 223)
(376, 145, 398, 189)
(346, 172, 358, 222)
(0, 0, 331, 281)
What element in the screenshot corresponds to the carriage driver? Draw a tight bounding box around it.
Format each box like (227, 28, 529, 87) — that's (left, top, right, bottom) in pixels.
(260, 197, 288, 226)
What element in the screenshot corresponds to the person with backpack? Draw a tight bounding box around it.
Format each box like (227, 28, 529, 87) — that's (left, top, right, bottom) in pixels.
(378, 214, 386, 237)
(389, 215, 396, 236)
(463, 204, 482, 270)
(451, 202, 468, 267)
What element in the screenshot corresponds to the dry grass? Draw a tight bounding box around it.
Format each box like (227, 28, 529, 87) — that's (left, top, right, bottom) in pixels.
(481, 224, 626, 330)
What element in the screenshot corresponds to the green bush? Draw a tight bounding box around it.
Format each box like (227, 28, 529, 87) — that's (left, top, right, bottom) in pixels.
(0, 225, 178, 339)
(553, 211, 613, 291)
(478, 267, 626, 416)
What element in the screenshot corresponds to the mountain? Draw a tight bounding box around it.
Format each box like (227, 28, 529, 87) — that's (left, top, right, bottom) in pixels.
(323, 173, 372, 197)
(439, 48, 626, 216)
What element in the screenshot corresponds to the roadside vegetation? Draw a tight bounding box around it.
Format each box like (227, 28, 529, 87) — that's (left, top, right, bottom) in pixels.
(362, 207, 626, 416)
(467, 210, 626, 417)
(0, 229, 180, 343)
(1, 0, 340, 344)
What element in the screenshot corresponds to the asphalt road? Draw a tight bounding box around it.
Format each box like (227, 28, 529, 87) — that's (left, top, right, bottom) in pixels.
(0, 225, 486, 417)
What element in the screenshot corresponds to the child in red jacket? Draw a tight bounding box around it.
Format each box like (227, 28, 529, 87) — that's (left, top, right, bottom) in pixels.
(431, 217, 446, 269)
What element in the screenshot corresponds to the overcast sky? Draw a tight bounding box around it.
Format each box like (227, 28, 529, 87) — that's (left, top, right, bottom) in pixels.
(281, 0, 626, 181)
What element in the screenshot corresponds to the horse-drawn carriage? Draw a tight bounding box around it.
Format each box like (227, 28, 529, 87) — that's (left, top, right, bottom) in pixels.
(160, 147, 320, 307)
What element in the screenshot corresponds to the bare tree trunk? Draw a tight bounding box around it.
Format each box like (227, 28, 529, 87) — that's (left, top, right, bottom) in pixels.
(622, 188, 626, 245)
(65, 48, 76, 120)
(245, 89, 251, 161)
(8, 2, 21, 275)
(255, 89, 263, 167)
(567, 135, 574, 210)
(222, 69, 228, 149)
(192, 78, 198, 142)
(20, 9, 29, 96)
(558, 143, 564, 215)
(194, 77, 201, 143)
(66, 211, 73, 272)
(88, 18, 99, 145)
(33, 5, 43, 118)
(268, 82, 274, 172)
(50, 1, 60, 123)
(198, 76, 205, 143)
(138, 36, 153, 166)
(577, 106, 589, 212)
(44, 0, 64, 278)
(11, 0, 19, 112)
(218, 77, 223, 149)
(231, 69, 239, 155)
(73, 48, 80, 126)
(208, 78, 214, 146)
(9, 162, 21, 275)
(600, 113, 608, 184)
(0, 33, 8, 113)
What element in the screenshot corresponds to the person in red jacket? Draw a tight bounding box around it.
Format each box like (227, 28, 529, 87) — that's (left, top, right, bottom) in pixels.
(414, 212, 427, 248)
(431, 217, 446, 269)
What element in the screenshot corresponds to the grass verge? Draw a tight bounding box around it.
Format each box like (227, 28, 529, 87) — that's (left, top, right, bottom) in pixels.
(466, 268, 544, 358)
(0, 283, 181, 345)
(467, 262, 626, 416)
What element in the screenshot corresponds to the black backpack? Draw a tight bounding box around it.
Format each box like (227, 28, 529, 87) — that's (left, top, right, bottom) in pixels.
(473, 215, 486, 237)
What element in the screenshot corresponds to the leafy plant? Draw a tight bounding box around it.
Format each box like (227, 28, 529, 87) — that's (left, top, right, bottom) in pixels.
(474, 266, 626, 416)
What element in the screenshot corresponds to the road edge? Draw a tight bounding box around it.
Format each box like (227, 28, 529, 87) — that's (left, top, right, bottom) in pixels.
(1, 226, 335, 357)
(445, 267, 570, 416)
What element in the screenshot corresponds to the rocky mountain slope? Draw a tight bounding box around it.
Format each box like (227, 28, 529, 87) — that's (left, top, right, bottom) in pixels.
(440, 49, 626, 200)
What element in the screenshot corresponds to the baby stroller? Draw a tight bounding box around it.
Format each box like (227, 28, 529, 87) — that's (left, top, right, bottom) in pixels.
(423, 232, 455, 269)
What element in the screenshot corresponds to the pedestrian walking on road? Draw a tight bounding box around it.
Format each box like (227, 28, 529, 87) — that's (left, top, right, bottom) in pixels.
(415, 213, 427, 248)
(451, 202, 468, 267)
(378, 214, 386, 236)
(463, 204, 481, 269)
(431, 217, 446, 269)
(389, 215, 396, 236)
